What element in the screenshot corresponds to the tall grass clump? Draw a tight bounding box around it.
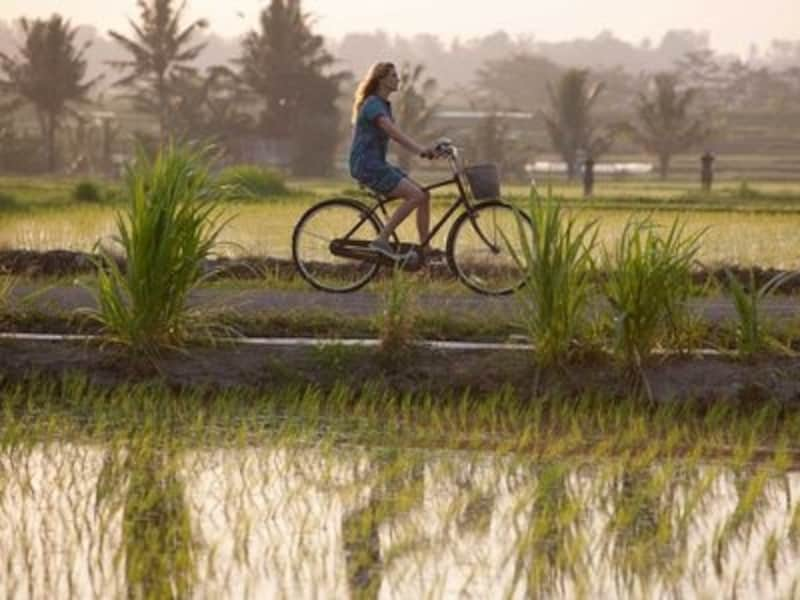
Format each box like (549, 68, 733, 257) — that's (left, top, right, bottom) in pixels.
(87, 144, 229, 353)
(726, 268, 799, 357)
(376, 266, 418, 359)
(603, 218, 705, 370)
(506, 196, 597, 366)
(216, 164, 289, 198)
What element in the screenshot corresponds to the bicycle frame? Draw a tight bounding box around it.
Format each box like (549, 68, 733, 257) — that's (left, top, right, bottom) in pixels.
(342, 149, 501, 253)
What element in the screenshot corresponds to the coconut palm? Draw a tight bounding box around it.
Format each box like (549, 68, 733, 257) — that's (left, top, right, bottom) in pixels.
(542, 68, 612, 180)
(0, 15, 99, 172)
(108, 0, 208, 143)
(621, 73, 709, 179)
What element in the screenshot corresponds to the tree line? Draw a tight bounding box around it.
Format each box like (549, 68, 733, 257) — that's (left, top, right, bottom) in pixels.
(0, 0, 798, 178)
(0, 0, 345, 176)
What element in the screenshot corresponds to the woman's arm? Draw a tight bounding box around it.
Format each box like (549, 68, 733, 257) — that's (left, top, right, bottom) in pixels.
(376, 115, 427, 156)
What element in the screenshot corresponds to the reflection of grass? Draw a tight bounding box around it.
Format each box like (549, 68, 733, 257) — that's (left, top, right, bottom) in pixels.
(120, 442, 195, 599)
(3, 377, 800, 597)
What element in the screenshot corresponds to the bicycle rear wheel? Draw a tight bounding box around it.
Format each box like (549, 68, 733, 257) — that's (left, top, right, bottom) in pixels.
(446, 200, 532, 295)
(292, 198, 382, 293)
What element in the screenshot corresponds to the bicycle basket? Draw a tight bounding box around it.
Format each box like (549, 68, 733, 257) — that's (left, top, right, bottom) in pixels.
(464, 163, 500, 200)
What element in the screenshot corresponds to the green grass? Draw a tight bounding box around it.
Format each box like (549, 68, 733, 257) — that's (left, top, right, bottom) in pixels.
(507, 195, 598, 367)
(216, 164, 291, 198)
(4, 177, 800, 268)
(726, 268, 800, 358)
(85, 144, 231, 354)
(602, 217, 705, 370)
(376, 266, 419, 357)
(0, 302, 522, 342)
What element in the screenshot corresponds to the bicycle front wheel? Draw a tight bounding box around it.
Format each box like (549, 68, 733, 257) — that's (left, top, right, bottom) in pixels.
(292, 198, 382, 293)
(446, 201, 532, 295)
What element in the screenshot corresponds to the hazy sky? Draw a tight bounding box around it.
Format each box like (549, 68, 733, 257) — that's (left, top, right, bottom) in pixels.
(1, 0, 798, 57)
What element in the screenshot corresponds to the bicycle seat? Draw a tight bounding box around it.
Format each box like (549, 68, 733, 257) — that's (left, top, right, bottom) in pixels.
(357, 183, 387, 200)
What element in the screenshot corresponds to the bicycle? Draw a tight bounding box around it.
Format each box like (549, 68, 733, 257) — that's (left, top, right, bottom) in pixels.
(291, 140, 533, 295)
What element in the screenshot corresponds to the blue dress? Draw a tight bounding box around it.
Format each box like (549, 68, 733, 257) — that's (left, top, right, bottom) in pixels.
(349, 95, 407, 194)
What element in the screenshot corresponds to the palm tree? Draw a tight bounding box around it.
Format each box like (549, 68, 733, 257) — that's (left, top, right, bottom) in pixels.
(169, 66, 253, 147)
(235, 0, 348, 175)
(108, 0, 208, 143)
(470, 108, 532, 180)
(393, 62, 441, 171)
(542, 69, 612, 180)
(0, 15, 99, 172)
(621, 73, 709, 179)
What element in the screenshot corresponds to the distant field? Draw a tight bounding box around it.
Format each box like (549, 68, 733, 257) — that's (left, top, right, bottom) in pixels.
(2, 175, 800, 268)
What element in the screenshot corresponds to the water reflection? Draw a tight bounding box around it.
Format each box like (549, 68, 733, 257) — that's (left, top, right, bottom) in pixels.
(120, 442, 194, 599)
(342, 448, 425, 599)
(2, 441, 800, 598)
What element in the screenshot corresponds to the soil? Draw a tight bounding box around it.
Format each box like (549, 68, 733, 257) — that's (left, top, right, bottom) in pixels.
(1, 337, 800, 407)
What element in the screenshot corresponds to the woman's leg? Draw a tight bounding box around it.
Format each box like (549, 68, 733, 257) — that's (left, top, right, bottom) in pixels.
(376, 178, 430, 245)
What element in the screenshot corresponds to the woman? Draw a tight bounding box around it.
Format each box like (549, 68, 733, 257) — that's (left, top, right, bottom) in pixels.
(349, 62, 440, 261)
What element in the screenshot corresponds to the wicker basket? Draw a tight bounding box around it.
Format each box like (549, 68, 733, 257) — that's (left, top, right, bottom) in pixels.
(464, 164, 500, 200)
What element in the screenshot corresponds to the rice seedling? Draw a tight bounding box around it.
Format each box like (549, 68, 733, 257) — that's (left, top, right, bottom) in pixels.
(726, 268, 800, 357)
(83, 143, 232, 354)
(601, 216, 706, 376)
(505, 194, 598, 367)
(510, 463, 589, 598)
(2, 378, 800, 598)
(602, 464, 686, 595)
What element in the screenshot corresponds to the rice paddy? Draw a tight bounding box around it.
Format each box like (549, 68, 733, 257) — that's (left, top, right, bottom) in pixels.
(3, 380, 800, 598)
(4, 166, 800, 598)
(3, 178, 800, 268)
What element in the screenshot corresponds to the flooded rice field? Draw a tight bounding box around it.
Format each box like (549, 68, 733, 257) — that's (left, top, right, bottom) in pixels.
(3, 425, 800, 598)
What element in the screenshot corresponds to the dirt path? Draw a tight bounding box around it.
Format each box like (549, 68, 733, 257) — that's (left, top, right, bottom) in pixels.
(4, 283, 800, 404)
(7, 283, 800, 324)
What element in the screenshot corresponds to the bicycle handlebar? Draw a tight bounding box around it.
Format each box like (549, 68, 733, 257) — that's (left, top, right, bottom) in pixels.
(419, 138, 457, 160)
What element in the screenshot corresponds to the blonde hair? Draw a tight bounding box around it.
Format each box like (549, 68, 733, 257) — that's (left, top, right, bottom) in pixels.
(351, 62, 395, 124)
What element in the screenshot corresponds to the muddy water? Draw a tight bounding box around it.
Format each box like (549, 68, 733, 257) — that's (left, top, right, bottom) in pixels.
(2, 442, 800, 599)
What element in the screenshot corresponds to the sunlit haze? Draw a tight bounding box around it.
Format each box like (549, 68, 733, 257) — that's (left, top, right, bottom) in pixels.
(1, 0, 798, 57)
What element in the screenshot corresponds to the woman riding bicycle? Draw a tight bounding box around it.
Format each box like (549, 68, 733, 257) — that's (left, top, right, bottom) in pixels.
(349, 61, 442, 261)
(293, 68, 528, 295)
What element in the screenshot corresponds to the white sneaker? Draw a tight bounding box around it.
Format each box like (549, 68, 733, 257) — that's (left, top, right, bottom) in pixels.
(368, 239, 415, 262)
